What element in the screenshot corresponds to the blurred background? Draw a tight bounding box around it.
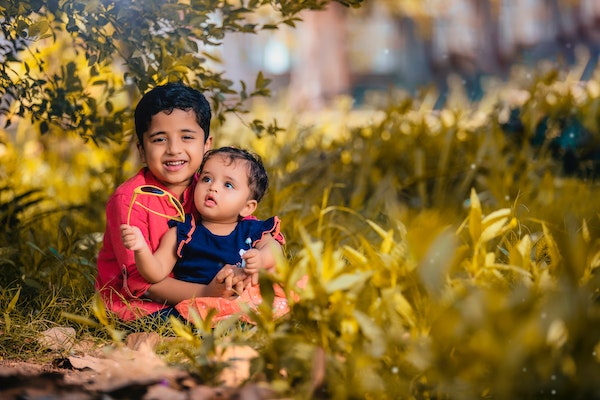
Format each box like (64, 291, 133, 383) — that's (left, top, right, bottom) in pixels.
(219, 0, 600, 110)
(3, 0, 600, 236)
(2, 2, 600, 398)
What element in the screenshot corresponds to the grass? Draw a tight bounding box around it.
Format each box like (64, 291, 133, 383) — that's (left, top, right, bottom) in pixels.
(1, 63, 600, 398)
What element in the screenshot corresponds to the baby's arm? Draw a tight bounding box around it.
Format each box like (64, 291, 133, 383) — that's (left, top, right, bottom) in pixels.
(120, 224, 178, 283)
(242, 235, 283, 285)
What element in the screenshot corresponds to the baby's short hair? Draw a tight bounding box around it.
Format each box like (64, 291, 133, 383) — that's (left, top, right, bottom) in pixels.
(201, 147, 268, 202)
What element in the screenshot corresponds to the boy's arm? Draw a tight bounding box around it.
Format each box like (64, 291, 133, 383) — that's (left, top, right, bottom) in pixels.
(120, 224, 178, 284)
(99, 194, 142, 289)
(146, 265, 242, 304)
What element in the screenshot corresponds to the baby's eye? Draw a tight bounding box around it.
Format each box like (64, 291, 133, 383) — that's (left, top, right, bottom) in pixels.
(201, 176, 212, 183)
(224, 182, 234, 189)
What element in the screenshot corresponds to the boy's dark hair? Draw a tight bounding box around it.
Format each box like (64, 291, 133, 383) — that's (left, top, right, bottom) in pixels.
(201, 146, 269, 202)
(134, 82, 211, 144)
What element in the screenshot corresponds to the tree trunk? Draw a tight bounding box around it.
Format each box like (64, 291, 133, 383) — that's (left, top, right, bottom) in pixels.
(288, 2, 351, 111)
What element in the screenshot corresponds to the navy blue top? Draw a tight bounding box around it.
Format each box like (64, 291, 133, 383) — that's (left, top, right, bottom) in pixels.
(168, 214, 283, 284)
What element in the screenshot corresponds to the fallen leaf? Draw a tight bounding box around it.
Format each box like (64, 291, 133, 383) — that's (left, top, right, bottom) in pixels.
(38, 327, 76, 351)
(126, 332, 161, 351)
(65, 344, 186, 392)
(218, 345, 258, 387)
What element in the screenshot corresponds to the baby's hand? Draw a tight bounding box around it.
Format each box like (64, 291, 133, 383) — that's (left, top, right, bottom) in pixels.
(241, 248, 262, 274)
(242, 249, 263, 286)
(120, 224, 147, 252)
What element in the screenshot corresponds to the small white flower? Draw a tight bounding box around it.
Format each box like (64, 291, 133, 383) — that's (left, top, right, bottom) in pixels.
(238, 238, 252, 268)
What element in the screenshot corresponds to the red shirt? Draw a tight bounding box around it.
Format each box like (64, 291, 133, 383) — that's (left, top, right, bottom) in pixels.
(95, 168, 197, 321)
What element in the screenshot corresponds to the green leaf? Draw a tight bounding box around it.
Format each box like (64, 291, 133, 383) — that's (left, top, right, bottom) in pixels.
(27, 20, 50, 37)
(5, 287, 21, 315)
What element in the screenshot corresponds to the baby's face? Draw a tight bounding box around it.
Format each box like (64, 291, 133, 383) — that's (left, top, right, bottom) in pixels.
(195, 155, 256, 224)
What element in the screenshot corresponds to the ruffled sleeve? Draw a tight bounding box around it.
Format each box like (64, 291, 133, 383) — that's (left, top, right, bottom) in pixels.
(249, 216, 285, 246)
(169, 214, 197, 258)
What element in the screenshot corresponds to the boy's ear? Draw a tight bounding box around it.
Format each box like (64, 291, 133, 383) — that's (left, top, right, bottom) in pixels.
(137, 142, 146, 164)
(239, 199, 258, 218)
(204, 136, 213, 152)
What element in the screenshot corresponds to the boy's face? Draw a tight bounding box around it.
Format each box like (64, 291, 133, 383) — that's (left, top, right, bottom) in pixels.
(139, 109, 211, 195)
(195, 155, 257, 224)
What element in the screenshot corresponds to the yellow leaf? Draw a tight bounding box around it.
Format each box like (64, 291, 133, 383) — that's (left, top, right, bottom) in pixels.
(485, 263, 532, 279)
(479, 217, 509, 243)
(366, 220, 395, 254)
(418, 228, 456, 296)
(516, 234, 532, 259)
(91, 294, 109, 326)
(342, 245, 367, 267)
(5, 287, 20, 314)
(481, 208, 511, 227)
(170, 317, 197, 342)
(393, 292, 416, 327)
(468, 188, 482, 243)
(582, 219, 590, 243)
(325, 272, 368, 293)
(484, 252, 496, 266)
(514, 234, 533, 272)
(61, 312, 101, 328)
(580, 248, 600, 284)
(542, 223, 562, 270)
(366, 219, 390, 240)
(547, 319, 568, 349)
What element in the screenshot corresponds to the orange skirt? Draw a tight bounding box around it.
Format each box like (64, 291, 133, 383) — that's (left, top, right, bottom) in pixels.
(174, 284, 292, 324)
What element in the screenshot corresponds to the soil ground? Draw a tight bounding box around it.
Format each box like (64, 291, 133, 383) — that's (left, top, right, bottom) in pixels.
(0, 359, 271, 399)
(0, 330, 274, 400)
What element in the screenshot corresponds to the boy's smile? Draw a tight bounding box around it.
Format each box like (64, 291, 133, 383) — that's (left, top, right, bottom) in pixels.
(139, 109, 211, 197)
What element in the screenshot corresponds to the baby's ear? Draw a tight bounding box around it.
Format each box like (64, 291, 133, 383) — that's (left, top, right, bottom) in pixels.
(240, 199, 257, 218)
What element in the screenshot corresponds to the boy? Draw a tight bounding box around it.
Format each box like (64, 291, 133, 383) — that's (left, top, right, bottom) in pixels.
(120, 147, 290, 323)
(95, 82, 241, 321)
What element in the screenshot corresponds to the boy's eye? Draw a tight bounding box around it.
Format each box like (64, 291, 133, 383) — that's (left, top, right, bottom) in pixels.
(151, 137, 166, 143)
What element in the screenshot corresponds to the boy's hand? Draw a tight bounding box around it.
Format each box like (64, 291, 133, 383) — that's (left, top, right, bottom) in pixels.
(228, 267, 251, 294)
(214, 265, 247, 296)
(120, 224, 147, 252)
